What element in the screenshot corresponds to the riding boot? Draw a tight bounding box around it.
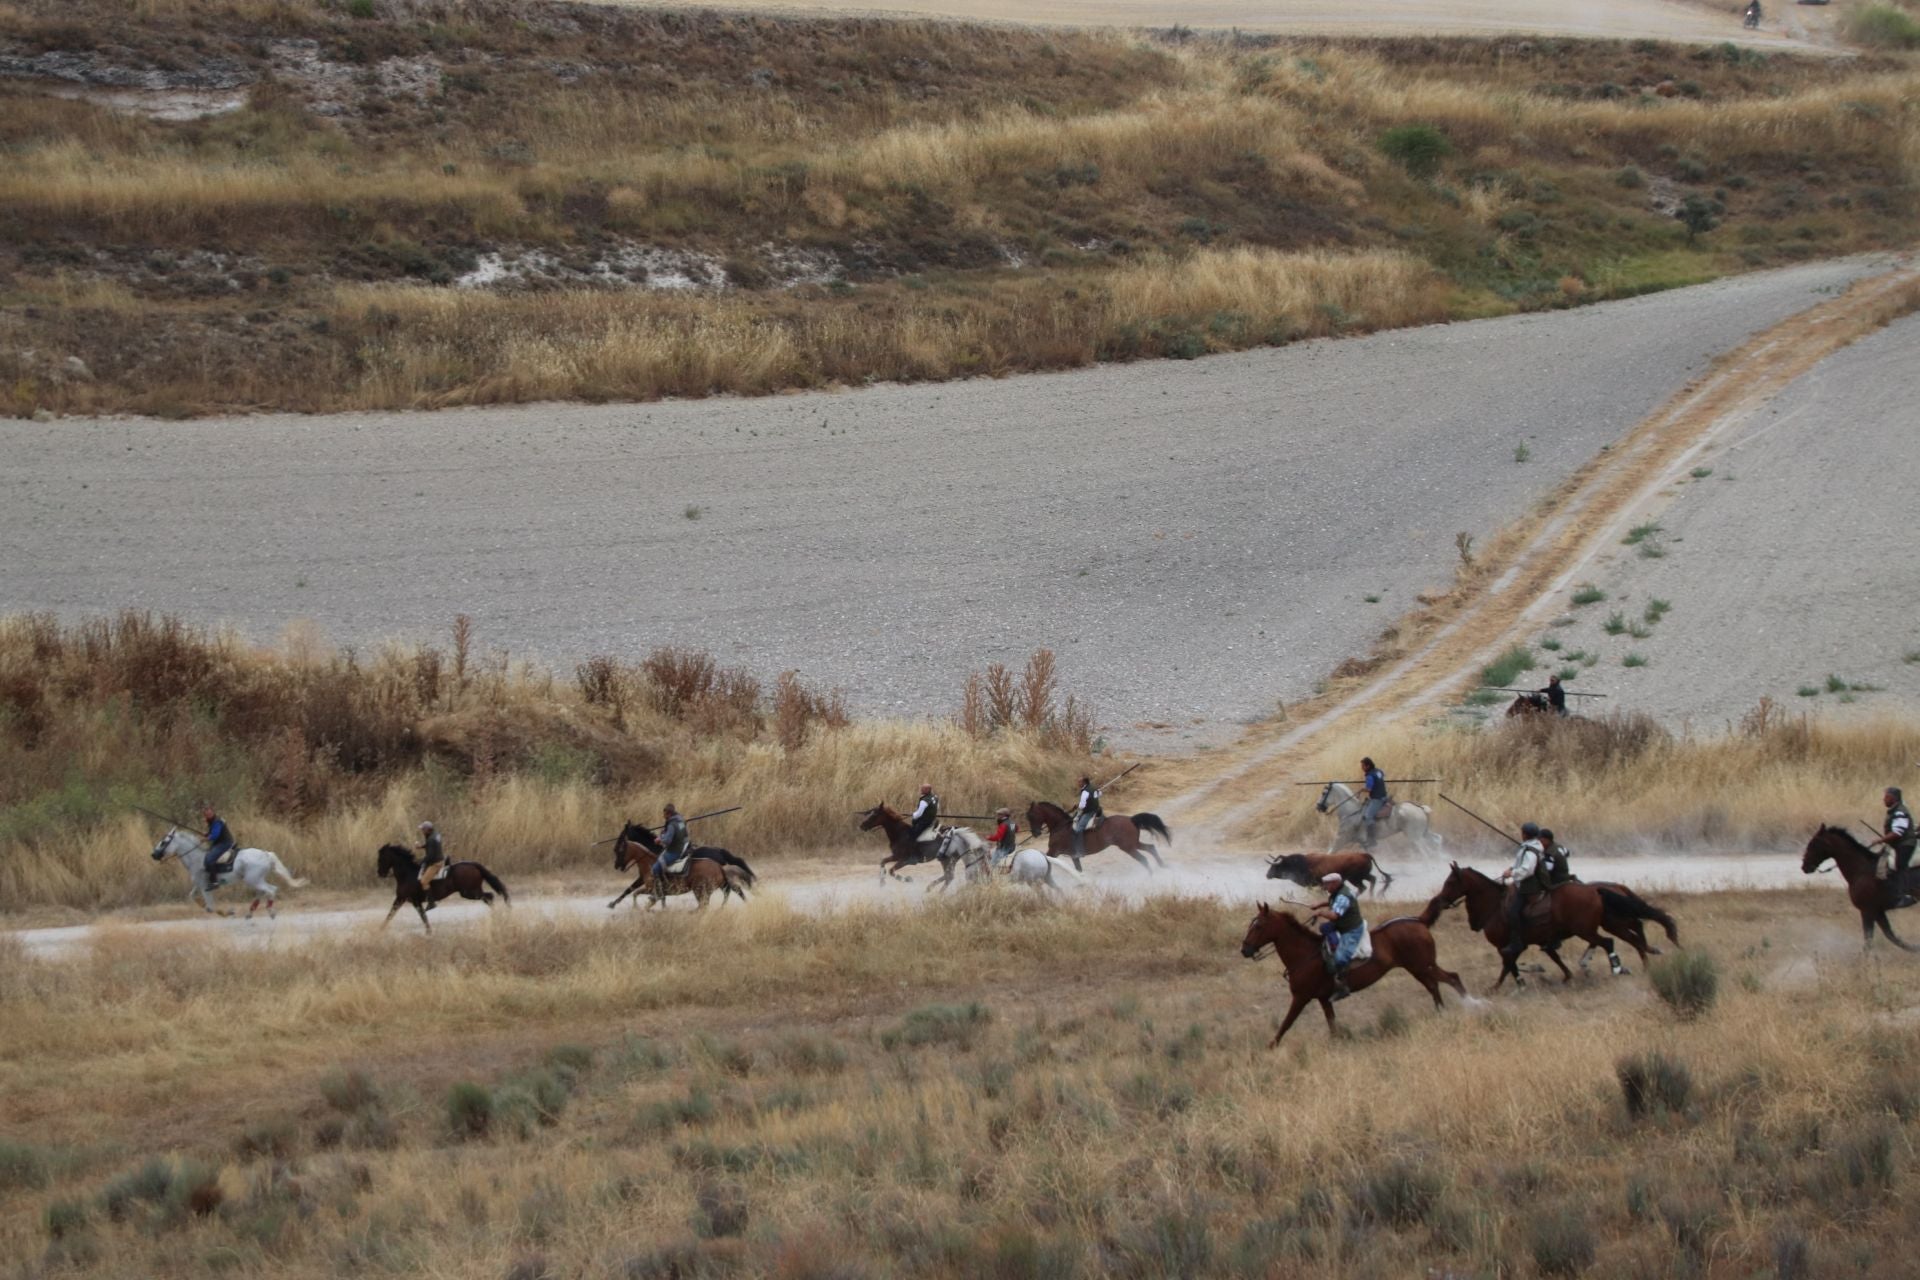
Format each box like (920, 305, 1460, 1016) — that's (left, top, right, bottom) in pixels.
(1330, 967, 1352, 1001)
(1362, 821, 1377, 850)
(1071, 828, 1085, 861)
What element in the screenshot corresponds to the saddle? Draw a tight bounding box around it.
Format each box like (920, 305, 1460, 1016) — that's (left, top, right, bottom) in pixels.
(1522, 891, 1556, 923)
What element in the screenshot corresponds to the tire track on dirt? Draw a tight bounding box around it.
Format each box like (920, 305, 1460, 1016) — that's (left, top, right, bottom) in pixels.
(1158, 258, 1920, 847)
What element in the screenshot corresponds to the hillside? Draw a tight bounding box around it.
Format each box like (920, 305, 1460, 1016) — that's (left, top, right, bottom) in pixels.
(1, 0, 1915, 416)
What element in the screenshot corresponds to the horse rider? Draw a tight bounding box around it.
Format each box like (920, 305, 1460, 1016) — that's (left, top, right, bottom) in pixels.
(908, 784, 940, 843)
(1498, 822, 1547, 961)
(986, 806, 1018, 869)
(1876, 787, 1915, 881)
(1537, 675, 1569, 716)
(1538, 828, 1574, 886)
(201, 804, 236, 881)
(1358, 757, 1389, 849)
(416, 821, 446, 898)
(1311, 872, 1366, 999)
(650, 804, 692, 905)
(1070, 775, 1103, 866)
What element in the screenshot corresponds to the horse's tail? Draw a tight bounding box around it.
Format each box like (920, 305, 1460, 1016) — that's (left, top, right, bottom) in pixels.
(479, 867, 511, 905)
(1596, 886, 1677, 945)
(1131, 813, 1171, 845)
(722, 866, 752, 897)
(1369, 855, 1394, 894)
(706, 849, 756, 886)
(1416, 894, 1448, 927)
(267, 852, 309, 889)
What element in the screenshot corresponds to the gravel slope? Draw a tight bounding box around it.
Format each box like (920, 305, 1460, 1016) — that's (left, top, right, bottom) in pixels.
(609, 0, 1820, 50)
(0, 258, 1886, 747)
(1532, 308, 1920, 728)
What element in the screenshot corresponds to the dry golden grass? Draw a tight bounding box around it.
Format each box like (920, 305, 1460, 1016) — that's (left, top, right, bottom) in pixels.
(1275, 707, 1920, 850)
(0, 613, 1095, 913)
(2, 889, 1916, 1278)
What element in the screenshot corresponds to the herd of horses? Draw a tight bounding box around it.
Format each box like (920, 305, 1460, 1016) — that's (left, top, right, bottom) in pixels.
(148, 806, 1910, 1043)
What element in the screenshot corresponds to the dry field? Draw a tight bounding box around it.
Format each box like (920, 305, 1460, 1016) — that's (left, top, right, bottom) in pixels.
(2, 0, 1916, 415)
(3, 887, 1918, 1278)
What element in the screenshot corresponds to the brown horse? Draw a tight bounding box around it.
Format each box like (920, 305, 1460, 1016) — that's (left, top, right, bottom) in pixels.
(859, 803, 983, 887)
(1026, 800, 1170, 873)
(1266, 850, 1394, 895)
(1239, 904, 1465, 1048)
(608, 825, 751, 910)
(376, 844, 510, 932)
(1506, 693, 1554, 718)
(1802, 825, 1920, 951)
(1422, 862, 1670, 989)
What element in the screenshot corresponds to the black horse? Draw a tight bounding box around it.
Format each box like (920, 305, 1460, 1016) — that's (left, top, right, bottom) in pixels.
(376, 844, 510, 932)
(609, 821, 756, 909)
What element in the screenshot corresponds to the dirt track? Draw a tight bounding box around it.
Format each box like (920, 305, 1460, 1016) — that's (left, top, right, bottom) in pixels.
(0, 258, 1886, 752)
(606, 0, 1827, 50)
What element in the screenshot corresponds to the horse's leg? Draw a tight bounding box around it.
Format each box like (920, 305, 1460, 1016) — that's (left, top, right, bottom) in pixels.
(383, 897, 403, 928)
(415, 898, 431, 932)
(609, 876, 643, 909)
(1876, 913, 1920, 953)
(1434, 965, 1468, 999)
(1862, 910, 1876, 951)
(1270, 993, 1311, 1049)
(1545, 947, 1575, 983)
(1318, 997, 1337, 1037)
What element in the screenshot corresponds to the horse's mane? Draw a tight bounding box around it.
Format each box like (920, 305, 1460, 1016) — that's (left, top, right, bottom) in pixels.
(1815, 825, 1871, 852)
(1029, 799, 1068, 818)
(378, 843, 412, 857)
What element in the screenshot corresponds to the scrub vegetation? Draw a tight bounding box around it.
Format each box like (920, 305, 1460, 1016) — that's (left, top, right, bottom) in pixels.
(2, 0, 1917, 416)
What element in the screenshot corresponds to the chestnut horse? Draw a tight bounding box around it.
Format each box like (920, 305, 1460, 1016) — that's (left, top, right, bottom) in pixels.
(1802, 826, 1920, 951)
(1421, 862, 1671, 989)
(1267, 850, 1394, 895)
(608, 823, 752, 909)
(1239, 904, 1465, 1048)
(1025, 800, 1170, 872)
(376, 844, 510, 932)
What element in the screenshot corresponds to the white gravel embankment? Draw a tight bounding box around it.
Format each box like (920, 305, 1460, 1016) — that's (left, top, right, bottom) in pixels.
(1518, 309, 1920, 729)
(0, 258, 1890, 749)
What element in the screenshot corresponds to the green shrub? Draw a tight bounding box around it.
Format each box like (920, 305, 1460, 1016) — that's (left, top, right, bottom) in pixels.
(98, 1159, 173, 1221)
(882, 1003, 992, 1050)
(1351, 1158, 1443, 1226)
(1617, 1050, 1693, 1117)
(320, 1068, 379, 1113)
(0, 1140, 49, 1192)
(44, 1198, 88, 1241)
(1377, 125, 1452, 179)
(1570, 584, 1606, 606)
(348, 0, 376, 16)
(445, 1081, 494, 1139)
(1603, 611, 1627, 636)
(1529, 1206, 1597, 1276)
(1480, 644, 1537, 688)
(1623, 652, 1649, 668)
(1847, 4, 1920, 48)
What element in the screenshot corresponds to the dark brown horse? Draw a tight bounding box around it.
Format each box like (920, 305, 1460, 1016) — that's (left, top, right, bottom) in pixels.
(1239, 904, 1465, 1048)
(608, 823, 752, 909)
(1026, 800, 1170, 873)
(1421, 862, 1671, 989)
(1266, 850, 1394, 895)
(1802, 826, 1920, 951)
(376, 844, 510, 932)
(1506, 693, 1554, 718)
(860, 803, 982, 887)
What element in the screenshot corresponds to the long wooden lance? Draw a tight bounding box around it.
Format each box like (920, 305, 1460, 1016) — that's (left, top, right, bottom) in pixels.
(1096, 762, 1144, 792)
(1861, 818, 1889, 846)
(1484, 688, 1609, 698)
(592, 806, 743, 846)
(134, 805, 206, 836)
(1294, 778, 1439, 786)
(1438, 793, 1522, 846)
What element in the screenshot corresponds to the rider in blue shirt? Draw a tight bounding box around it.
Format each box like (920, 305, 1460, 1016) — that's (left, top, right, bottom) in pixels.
(1312, 872, 1366, 999)
(201, 805, 235, 879)
(1358, 758, 1389, 849)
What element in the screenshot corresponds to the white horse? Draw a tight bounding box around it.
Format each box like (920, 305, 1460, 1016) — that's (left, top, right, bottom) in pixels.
(1005, 847, 1082, 900)
(150, 828, 308, 917)
(1315, 782, 1443, 854)
(925, 826, 992, 893)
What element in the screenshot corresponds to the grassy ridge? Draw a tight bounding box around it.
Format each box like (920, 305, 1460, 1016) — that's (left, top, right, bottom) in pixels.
(1, 1, 1916, 415)
(0, 612, 1097, 911)
(2, 890, 1915, 1277)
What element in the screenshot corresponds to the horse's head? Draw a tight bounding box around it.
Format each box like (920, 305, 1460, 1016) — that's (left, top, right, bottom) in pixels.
(1315, 783, 1334, 814)
(1025, 801, 1059, 833)
(1802, 826, 1857, 875)
(376, 843, 411, 879)
(150, 829, 179, 862)
(1241, 902, 1280, 959)
(614, 822, 661, 872)
(1266, 853, 1308, 884)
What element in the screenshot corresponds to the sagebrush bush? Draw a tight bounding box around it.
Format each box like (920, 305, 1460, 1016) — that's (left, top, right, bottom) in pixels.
(445, 1082, 494, 1139)
(1651, 951, 1719, 1020)
(1377, 124, 1452, 178)
(1617, 1051, 1693, 1117)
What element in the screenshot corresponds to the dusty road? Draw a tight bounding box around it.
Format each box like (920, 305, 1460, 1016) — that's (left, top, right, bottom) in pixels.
(605, 0, 1823, 50)
(0, 258, 1886, 750)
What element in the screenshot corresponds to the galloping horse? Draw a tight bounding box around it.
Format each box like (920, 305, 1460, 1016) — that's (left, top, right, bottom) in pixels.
(1314, 782, 1441, 854)
(860, 804, 988, 888)
(608, 823, 754, 910)
(1267, 850, 1394, 895)
(1239, 904, 1465, 1048)
(1006, 847, 1078, 900)
(1506, 693, 1555, 718)
(151, 828, 307, 918)
(1025, 800, 1170, 872)
(1802, 826, 1920, 951)
(1422, 862, 1669, 989)
(376, 844, 510, 932)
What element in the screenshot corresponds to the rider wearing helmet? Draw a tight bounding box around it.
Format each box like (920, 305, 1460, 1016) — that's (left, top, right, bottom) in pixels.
(1499, 822, 1547, 960)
